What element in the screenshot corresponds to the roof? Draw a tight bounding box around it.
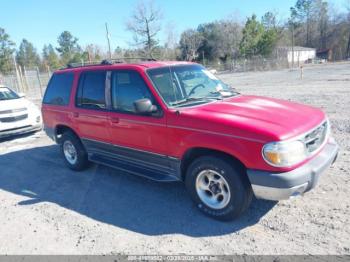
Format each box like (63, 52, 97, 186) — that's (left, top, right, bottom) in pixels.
(58, 60, 195, 73)
(277, 46, 316, 52)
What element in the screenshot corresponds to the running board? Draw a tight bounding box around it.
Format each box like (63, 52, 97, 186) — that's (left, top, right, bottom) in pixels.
(89, 154, 180, 182)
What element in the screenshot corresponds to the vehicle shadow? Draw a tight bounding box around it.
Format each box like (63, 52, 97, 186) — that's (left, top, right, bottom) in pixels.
(0, 131, 40, 143)
(0, 145, 277, 237)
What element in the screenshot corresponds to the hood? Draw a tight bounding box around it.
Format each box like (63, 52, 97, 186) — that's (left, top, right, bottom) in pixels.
(182, 95, 326, 141)
(0, 98, 31, 112)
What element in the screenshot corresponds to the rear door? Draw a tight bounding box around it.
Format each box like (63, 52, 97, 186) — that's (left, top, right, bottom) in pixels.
(73, 70, 110, 148)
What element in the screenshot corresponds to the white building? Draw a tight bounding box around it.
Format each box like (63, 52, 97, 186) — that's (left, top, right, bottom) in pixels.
(277, 46, 316, 65)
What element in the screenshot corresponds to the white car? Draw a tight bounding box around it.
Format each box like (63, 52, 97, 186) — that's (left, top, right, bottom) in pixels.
(0, 85, 42, 139)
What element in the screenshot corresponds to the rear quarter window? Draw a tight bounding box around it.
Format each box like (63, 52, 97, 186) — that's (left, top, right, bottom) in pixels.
(43, 72, 74, 105)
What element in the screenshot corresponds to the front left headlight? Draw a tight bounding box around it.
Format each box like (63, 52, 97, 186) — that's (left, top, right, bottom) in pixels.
(262, 140, 307, 167)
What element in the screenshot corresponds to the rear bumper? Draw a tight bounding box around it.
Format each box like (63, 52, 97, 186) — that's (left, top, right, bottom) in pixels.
(44, 126, 56, 142)
(247, 138, 339, 201)
(0, 124, 42, 139)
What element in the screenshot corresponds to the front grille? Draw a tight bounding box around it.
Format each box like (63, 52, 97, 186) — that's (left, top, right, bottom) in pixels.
(303, 121, 328, 154)
(0, 108, 27, 114)
(0, 114, 28, 123)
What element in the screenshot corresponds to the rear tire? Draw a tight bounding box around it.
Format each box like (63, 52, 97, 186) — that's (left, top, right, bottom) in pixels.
(60, 131, 89, 171)
(185, 155, 253, 221)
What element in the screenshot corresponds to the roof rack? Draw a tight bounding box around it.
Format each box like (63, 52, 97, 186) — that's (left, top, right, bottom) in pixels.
(61, 57, 157, 70)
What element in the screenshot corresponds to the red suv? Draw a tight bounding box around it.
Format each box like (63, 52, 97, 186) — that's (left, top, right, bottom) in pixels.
(42, 60, 338, 221)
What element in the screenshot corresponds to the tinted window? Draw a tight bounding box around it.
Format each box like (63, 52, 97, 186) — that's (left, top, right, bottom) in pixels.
(76, 71, 106, 109)
(111, 70, 153, 113)
(43, 73, 74, 105)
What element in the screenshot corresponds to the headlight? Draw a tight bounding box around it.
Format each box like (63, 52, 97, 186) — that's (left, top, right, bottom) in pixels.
(262, 140, 307, 167)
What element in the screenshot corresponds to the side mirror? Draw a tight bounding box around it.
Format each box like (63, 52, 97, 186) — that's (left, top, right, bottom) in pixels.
(134, 98, 158, 114)
(18, 92, 26, 98)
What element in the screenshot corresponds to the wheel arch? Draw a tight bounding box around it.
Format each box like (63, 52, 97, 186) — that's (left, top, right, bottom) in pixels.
(180, 147, 247, 181)
(54, 124, 80, 144)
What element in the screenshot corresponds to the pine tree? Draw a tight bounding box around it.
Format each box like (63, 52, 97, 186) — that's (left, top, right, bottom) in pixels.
(0, 28, 16, 74)
(16, 39, 41, 69)
(42, 44, 61, 70)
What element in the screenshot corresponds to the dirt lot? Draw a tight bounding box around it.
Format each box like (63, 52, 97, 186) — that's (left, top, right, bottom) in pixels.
(0, 62, 349, 255)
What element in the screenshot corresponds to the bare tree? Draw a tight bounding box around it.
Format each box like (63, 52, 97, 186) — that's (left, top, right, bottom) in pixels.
(179, 29, 203, 61)
(163, 21, 178, 60)
(85, 44, 103, 62)
(126, 0, 162, 58)
(316, 0, 329, 49)
(346, 0, 350, 58)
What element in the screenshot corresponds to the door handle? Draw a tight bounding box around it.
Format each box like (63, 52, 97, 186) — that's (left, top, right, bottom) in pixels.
(110, 117, 119, 124)
(72, 112, 79, 118)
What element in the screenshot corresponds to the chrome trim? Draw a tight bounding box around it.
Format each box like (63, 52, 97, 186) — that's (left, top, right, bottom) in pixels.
(0, 108, 27, 114)
(105, 71, 112, 110)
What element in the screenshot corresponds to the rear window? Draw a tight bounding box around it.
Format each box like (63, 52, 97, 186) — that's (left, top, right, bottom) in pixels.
(43, 73, 74, 105)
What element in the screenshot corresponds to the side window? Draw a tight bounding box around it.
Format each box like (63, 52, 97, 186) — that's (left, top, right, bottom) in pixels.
(43, 73, 74, 105)
(111, 70, 153, 114)
(76, 71, 106, 109)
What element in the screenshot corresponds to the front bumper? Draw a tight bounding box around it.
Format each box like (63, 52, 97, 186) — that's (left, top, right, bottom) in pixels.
(0, 124, 42, 139)
(247, 138, 339, 201)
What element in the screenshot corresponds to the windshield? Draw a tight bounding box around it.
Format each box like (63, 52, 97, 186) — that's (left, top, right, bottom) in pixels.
(147, 64, 239, 107)
(0, 87, 20, 101)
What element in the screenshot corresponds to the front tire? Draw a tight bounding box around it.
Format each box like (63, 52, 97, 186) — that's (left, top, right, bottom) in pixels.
(60, 131, 89, 171)
(185, 155, 253, 221)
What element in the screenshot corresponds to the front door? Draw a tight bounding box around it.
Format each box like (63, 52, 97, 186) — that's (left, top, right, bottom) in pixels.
(107, 69, 169, 168)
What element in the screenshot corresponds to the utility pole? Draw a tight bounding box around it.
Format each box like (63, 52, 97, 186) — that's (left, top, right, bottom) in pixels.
(105, 23, 112, 59)
(292, 24, 295, 68)
(346, 32, 350, 59)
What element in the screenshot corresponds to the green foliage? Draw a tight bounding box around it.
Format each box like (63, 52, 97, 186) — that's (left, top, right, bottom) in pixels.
(16, 39, 40, 68)
(262, 12, 277, 30)
(56, 31, 82, 64)
(239, 15, 265, 57)
(258, 29, 278, 56)
(197, 23, 222, 61)
(239, 14, 278, 58)
(42, 44, 61, 70)
(0, 28, 15, 74)
(179, 20, 242, 62)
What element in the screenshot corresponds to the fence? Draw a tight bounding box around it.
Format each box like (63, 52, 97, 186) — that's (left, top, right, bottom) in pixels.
(0, 57, 291, 104)
(204, 57, 290, 73)
(0, 67, 51, 103)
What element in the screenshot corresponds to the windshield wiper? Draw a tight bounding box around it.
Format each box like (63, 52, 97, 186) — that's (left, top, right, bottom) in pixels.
(170, 97, 209, 106)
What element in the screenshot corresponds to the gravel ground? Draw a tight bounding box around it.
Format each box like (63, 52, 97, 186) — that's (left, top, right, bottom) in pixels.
(0, 62, 349, 255)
